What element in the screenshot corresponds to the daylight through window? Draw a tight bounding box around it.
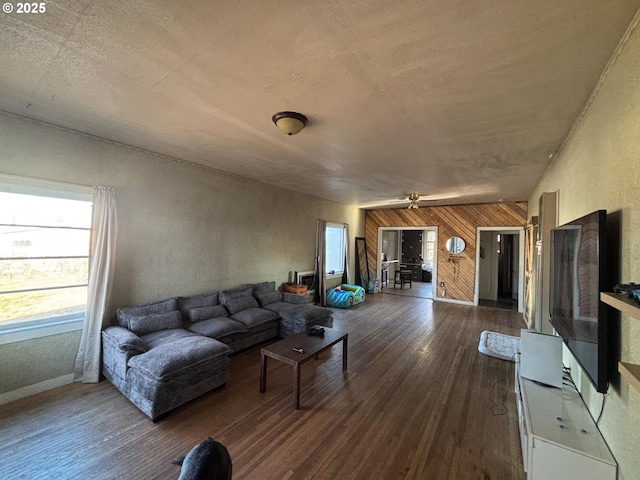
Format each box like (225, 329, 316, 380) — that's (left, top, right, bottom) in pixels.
(0, 190, 93, 326)
(325, 225, 346, 275)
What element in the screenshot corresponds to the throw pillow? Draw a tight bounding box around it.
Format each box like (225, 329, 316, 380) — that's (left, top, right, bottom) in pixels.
(256, 290, 282, 306)
(188, 305, 228, 322)
(249, 281, 276, 296)
(178, 292, 219, 317)
(116, 297, 178, 329)
(223, 296, 259, 315)
(220, 286, 253, 302)
(128, 310, 183, 335)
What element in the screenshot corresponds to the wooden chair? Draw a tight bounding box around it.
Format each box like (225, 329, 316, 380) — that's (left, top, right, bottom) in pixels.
(393, 269, 412, 289)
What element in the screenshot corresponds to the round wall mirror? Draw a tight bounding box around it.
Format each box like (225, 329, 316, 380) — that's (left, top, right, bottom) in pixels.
(445, 236, 466, 254)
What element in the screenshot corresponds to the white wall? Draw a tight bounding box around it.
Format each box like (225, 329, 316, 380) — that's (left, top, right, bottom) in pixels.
(0, 112, 364, 397)
(528, 14, 640, 479)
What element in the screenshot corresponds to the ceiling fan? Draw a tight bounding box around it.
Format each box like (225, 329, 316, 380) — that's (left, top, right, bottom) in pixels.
(358, 193, 445, 209)
(407, 193, 420, 209)
(359, 185, 499, 210)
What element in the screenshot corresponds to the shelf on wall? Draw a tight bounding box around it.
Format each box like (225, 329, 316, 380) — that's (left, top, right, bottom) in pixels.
(600, 292, 640, 317)
(601, 292, 640, 392)
(619, 362, 640, 392)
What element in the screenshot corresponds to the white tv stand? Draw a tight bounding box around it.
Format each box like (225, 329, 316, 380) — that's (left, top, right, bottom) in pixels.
(515, 355, 616, 479)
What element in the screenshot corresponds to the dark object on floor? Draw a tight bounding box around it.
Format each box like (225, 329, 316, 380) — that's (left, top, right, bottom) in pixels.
(307, 325, 325, 336)
(173, 437, 232, 480)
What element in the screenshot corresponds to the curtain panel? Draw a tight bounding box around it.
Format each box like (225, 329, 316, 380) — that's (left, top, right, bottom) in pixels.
(315, 220, 327, 306)
(342, 223, 350, 284)
(74, 186, 118, 383)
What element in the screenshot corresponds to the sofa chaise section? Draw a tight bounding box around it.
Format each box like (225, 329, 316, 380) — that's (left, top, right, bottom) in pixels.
(102, 297, 232, 420)
(251, 282, 333, 337)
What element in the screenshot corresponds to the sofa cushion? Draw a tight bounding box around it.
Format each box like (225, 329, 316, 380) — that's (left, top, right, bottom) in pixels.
(128, 310, 183, 335)
(178, 292, 220, 317)
(188, 305, 228, 322)
(256, 290, 282, 306)
(186, 317, 248, 338)
(249, 281, 277, 295)
(116, 297, 178, 329)
(140, 328, 198, 349)
(287, 304, 332, 322)
(127, 336, 231, 381)
(282, 292, 308, 305)
(230, 308, 279, 328)
(264, 302, 331, 323)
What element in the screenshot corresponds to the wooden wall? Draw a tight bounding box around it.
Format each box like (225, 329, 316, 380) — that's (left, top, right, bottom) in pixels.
(365, 202, 528, 303)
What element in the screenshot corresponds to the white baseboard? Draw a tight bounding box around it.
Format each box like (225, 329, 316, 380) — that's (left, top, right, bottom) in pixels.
(0, 374, 74, 406)
(433, 296, 474, 306)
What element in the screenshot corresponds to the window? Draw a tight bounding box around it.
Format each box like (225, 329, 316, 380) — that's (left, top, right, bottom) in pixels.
(424, 230, 436, 267)
(0, 177, 93, 334)
(325, 224, 346, 275)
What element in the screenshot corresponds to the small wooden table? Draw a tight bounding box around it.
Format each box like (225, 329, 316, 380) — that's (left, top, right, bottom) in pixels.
(259, 329, 348, 409)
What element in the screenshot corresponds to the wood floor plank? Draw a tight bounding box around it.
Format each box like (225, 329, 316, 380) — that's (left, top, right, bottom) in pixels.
(0, 293, 526, 480)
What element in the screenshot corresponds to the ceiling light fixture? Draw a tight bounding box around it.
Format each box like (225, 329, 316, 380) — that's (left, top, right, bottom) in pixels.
(408, 193, 420, 209)
(272, 111, 308, 135)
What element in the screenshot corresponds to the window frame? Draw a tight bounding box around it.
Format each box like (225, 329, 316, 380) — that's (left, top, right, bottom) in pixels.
(0, 174, 93, 344)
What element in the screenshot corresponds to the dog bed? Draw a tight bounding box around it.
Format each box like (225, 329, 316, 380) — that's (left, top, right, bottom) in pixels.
(478, 330, 520, 361)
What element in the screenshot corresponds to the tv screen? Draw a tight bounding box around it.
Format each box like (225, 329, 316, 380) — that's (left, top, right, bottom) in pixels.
(550, 210, 609, 393)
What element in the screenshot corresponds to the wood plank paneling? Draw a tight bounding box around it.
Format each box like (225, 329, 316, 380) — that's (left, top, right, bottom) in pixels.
(366, 202, 528, 302)
(0, 296, 526, 480)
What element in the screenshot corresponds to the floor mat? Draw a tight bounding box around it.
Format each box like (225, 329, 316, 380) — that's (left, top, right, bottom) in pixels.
(478, 330, 520, 361)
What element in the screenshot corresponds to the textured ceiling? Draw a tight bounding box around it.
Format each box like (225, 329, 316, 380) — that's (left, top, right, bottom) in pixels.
(1, 0, 638, 208)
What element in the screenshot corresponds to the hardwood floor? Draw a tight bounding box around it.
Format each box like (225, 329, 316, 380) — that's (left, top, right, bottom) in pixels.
(381, 280, 433, 299)
(0, 295, 527, 480)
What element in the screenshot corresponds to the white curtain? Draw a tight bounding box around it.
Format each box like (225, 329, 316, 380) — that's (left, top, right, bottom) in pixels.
(74, 186, 118, 383)
(315, 220, 327, 306)
(342, 223, 350, 284)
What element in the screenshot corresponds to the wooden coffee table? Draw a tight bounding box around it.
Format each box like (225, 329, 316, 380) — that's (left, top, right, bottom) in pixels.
(259, 328, 348, 409)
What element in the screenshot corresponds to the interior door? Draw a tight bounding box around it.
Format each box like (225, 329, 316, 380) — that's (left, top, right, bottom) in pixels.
(479, 231, 498, 300)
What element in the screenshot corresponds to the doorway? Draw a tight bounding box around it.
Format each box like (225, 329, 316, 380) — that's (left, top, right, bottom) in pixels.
(377, 227, 437, 299)
(475, 228, 524, 312)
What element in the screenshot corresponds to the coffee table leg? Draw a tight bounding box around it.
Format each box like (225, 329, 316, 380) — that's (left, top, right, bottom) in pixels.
(293, 362, 300, 409)
(342, 335, 348, 372)
(260, 353, 267, 393)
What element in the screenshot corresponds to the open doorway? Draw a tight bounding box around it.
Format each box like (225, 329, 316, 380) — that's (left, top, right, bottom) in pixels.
(475, 228, 524, 312)
(377, 227, 437, 299)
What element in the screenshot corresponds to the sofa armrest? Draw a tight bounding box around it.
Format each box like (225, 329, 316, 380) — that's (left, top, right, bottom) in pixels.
(102, 326, 150, 389)
(102, 326, 149, 354)
(282, 292, 308, 305)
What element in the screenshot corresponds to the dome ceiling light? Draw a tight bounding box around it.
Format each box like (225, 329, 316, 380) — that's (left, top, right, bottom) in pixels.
(272, 111, 308, 136)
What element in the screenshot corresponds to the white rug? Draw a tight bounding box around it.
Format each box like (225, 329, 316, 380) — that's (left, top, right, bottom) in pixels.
(478, 330, 520, 361)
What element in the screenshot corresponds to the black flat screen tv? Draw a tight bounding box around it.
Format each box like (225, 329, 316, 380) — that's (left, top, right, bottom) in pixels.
(550, 210, 609, 393)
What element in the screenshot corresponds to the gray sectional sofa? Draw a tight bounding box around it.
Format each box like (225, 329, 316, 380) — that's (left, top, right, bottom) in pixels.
(102, 281, 332, 420)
